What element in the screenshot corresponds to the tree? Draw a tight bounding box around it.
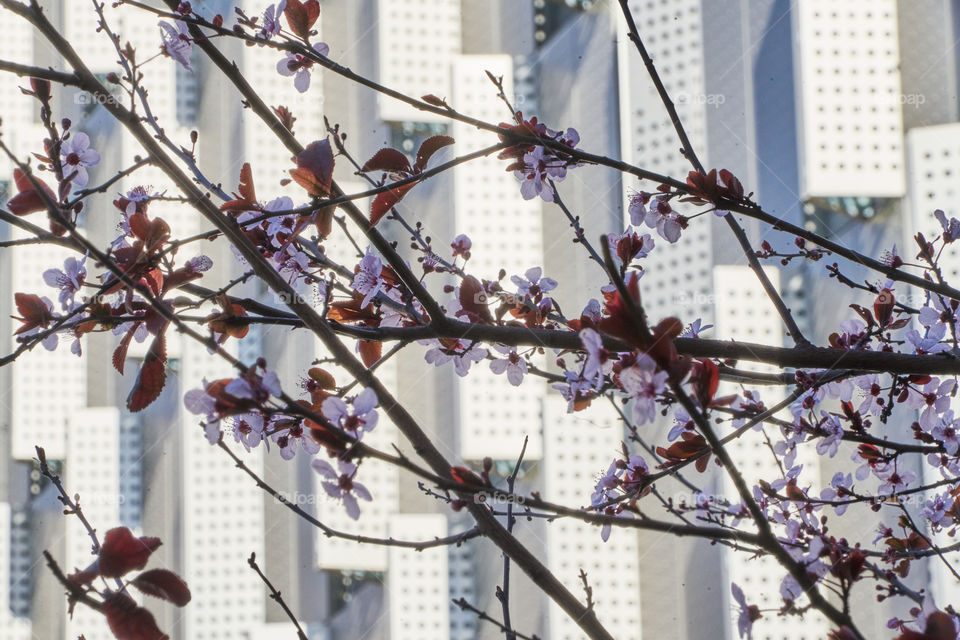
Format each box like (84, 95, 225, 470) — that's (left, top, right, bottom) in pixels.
(0, 1, 958, 639)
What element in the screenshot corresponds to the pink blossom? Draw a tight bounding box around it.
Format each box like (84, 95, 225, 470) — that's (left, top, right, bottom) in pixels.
(352, 249, 383, 307)
(422, 338, 488, 377)
(312, 459, 372, 520)
(60, 132, 100, 187)
(43, 255, 86, 310)
(321, 387, 379, 436)
(489, 346, 527, 386)
(643, 198, 683, 243)
(257, 1, 286, 40)
(276, 43, 329, 93)
(619, 353, 668, 425)
(158, 20, 192, 70)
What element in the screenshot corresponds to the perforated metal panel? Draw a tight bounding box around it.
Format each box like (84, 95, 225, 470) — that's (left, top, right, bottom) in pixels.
(543, 396, 642, 640)
(64, 407, 121, 640)
(713, 265, 827, 639)
(794, 0, 905, 198)
(388, 514, 450, 640)
(451, 54, 545, 460)
(376, 0, 461, 123)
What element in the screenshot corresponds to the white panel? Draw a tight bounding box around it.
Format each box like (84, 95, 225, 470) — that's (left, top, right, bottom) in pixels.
(543, 397, 642, 640)
(794, 1, 905, 197)
(64, 407, 121, 640)
(906, 123, 960, 284)
(616, 0, 712, 325)
(452, 55, 544, 460)
(388, 514, 450, 640)
(9, 240, 87, 460)
(315, 360, 399, 571)
(905, 123, 960, 606)
(180, 339, 268, 639)
(0, 505, 31, 640)
(712, 265, 827, 639)
(376, 0, 460, 123)
(447, 534, 476, 640)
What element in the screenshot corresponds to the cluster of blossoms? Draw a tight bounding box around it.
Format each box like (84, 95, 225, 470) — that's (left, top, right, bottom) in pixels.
(497, 112, 581, 202)
(184, 362, 381, 520)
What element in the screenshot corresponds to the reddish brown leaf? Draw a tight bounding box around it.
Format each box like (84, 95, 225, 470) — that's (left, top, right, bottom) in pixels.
(370, 183, 414, 226)
(7, 169, 56, 216)
(13, 292, 53, 334)
(113, 325, 138, 374)
(414, 135, 455, 171)
(283, 0, 320, 41)
(127, 333, 167, 412)
(220, 162, 257, 212)
(131, 569, 192, 607)
(690, 358, 719, 408)
(290, 139, 335, 197)
(104, 592, 169, 640)
(450, 466, 485, 487)
(874, 288, 895, 327)
(98, 527, 162, 578)
(456, 275, 494, 324)
(358, 339, 382, 368)
(362, 148, 411, 173)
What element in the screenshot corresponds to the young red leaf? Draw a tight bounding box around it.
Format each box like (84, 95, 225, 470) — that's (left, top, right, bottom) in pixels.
(283, 0, 320, 41)
(369, 183, 414, 226)
(127, 333, 167, 412)
(289, 139, 335, 197)
(12, 292, 53, 334)
(874, 288, 895, 327)
(113, 325, 138, 374)
(104, 592, 169, 640)
(456, 275, 494, 324)
(450, 466, 485, 487)
(98, 527, 162, 578)
(7, 169, 56, 216)
(414, 135, 454, 171)
(357, 339, 382, 368)
(131, 568, 192, 607)
(220, 162, 257, 212)
(361, 148, 411, 173)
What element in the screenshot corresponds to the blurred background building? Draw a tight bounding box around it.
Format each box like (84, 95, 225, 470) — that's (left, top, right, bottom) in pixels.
(0, 0, 958, 639)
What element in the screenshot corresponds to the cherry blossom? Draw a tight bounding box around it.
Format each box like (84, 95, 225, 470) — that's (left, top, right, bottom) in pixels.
(905, 324, 950, 354)
(274, 421, 321, 460)
(489, 346, 527, 386)
(321, 387, 379, 437)
(312, 458, 372, 520)
(681, 318, 713, 338)
(731, 582, 760, 640)
(932, 410, 960, 455)
(579, 328, 612, 388)
(819, 472, 854, 516)
(277, 43, 329, 93)
(627, 191, 651, 226)
(43, 255, 86, 310)
(257, 1, 286, 40)
(643, 197, 683, 243)
(59, 132, 100, 188)
(352, 250, 384, 307)
(158, 21, 192, 70)
(230, 413, 265, 451)
(511, 127, 580, 202)
(450, 234, 472, 260)
(619, 353, 668, 425)
(934, 209, 960, 243)
(906, 377, 954, 429)
(511, 266, 557, 298)
(876, 465, 917, 496)
(422, 338, 488, 377)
